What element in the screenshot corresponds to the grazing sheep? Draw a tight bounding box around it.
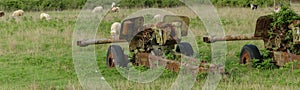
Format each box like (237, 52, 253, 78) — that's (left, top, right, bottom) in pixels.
(111, 7, 120, 12)
(110, 22, 121, 39)
(111, 2, 119, 12)
(0, 11, 4, 17)
(250, 4, 258, 10)
(153, 14, 163, 20)
(151, 14, 163, 23)
(274, 4, 283, 13)
(40, 13, 51, 20)
(12, 10, 24, 17)
(92, 6, 103, 13)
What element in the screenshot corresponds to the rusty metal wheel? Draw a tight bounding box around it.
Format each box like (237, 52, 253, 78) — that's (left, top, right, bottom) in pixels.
(240, 44, 262, 64)
(106, 45, 128, 68)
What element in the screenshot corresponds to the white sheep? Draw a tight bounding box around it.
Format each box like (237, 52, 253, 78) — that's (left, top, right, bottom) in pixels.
(151, 14, 163, 23)
(0, 11, 5, 17)
(153, 14, 163, 20)
(12, 10, 24, 17)
(110, 22, 121, 39)
(274, 7, 281, 13)
(92, 6, 103, 13)
(111, 7, 120, 12)
(40, 13, 51, 20)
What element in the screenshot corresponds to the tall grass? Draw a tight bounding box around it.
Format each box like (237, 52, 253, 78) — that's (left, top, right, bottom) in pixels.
(1, 6, 300, 89)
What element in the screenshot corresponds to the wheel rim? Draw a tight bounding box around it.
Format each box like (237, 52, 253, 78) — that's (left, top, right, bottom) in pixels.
(241, 51, 251, 64)
(108, 50, 115, 67)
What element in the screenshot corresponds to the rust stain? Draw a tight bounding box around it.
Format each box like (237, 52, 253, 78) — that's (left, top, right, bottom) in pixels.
(77, 39, 127, 47)
(136, 53, 225, 74)
(203, 35, 261, 43)
(273, 51, 300, 68)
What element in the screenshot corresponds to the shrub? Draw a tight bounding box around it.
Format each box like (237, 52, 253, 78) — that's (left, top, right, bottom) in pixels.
(251, 59, 278, 70)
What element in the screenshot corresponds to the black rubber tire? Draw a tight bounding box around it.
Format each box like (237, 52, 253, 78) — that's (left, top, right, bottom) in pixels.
(240, 44, 262, 64)
(106, 45, 128, 67)
(176, 42, 194, 56)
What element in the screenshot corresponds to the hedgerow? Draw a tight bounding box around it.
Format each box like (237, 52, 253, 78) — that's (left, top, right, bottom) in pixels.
(0, 0, 291, 11)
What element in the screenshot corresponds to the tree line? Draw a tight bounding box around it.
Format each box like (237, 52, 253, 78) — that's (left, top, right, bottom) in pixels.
(0, 0, 291, 11)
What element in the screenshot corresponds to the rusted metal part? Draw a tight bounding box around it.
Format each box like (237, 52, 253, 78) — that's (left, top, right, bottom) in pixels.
(107, 49, 115, 67)
(128, 22, 181, 52)
(240, 50, 251, 64)
(136, 53, 181, 72)
(77, 38, 127, 47)
(273, 51, 300, 68)
(202, 15, 300, 68)
(135, 53, 225, 74)
(261, 19, 300, 51)
(203, 35, 262, 43)
(173, 52, 225, 73)
(289, 20, 300, 44)
(254, 15, 273, 37)
(0, 11, 4, 17)
(120, 16, 144, 41)
(202, 15, 271, 43)
(76, 14, 231, 76)
(163, 15, 190, 36)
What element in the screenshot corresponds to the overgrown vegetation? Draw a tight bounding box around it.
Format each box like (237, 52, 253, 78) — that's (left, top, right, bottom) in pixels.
(271, 6, 300, 29)
(269, 6, 300, 54)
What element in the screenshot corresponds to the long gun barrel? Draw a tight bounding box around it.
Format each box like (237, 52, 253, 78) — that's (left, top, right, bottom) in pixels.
(203, 34, 262, 43)
(77, 38, 127, 47)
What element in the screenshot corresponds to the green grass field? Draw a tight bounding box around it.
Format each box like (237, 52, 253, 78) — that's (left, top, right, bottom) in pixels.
(1, 6, 300, 90)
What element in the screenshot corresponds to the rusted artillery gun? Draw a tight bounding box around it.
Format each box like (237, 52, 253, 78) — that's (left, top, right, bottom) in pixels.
(77, 15, 224, 73)
(203, 15, 300, 68)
